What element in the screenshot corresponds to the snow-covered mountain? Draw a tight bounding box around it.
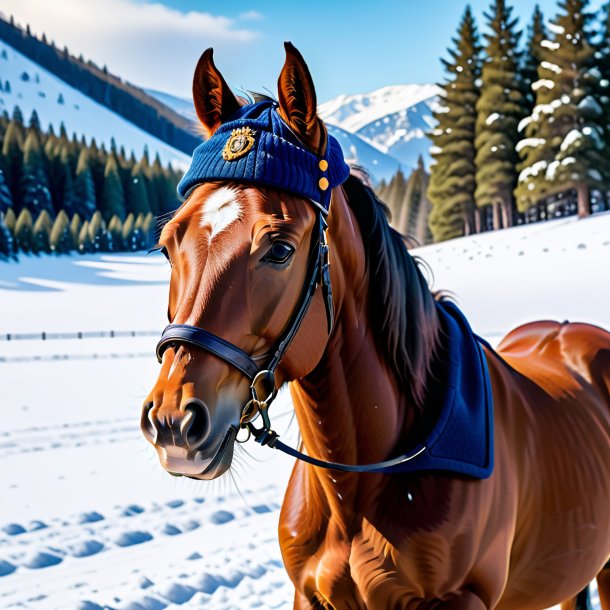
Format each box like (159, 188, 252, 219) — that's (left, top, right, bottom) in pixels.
(318, 84, 440, 171)
(146, 89, 402, 183)
(0, 42, 190, 168)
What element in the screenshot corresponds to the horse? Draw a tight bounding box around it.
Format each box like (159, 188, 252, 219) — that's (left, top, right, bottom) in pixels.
(141, 43, 610, 610)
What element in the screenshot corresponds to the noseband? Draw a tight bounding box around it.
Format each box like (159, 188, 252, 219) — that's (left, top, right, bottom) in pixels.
(156, 207, 333, 441)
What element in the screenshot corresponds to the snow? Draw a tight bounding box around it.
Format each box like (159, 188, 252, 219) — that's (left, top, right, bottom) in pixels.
(317, 84, 441, 170)
(318, 84, 440, 133)
(541, 60, 562, 74)
(0, 42, 191, 169)
(560, 129, 586, 152)
(518, 159, 548, 183)
(547, 23, 565, 35)
(2, 212, 610, 609)
(532, 78, 555, 91)
(485, 112, 501, 125)
(541, 40, 560, 51)
(515, 137, 545, 153)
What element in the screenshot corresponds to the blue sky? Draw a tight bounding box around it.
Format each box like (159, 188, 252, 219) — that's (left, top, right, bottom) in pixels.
(2, 0, 606, 102)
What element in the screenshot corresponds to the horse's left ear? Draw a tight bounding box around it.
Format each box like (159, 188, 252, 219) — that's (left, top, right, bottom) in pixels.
(277, 42, 327, 155)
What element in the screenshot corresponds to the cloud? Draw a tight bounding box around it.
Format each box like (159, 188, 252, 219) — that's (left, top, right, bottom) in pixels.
(0, 0, 262, 96)
(239, 10, 263, 21)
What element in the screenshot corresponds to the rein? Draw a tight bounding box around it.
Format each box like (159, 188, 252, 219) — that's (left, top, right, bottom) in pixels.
(155, 204, 430, 474)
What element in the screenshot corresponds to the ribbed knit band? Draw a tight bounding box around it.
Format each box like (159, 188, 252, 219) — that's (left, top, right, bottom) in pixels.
(177, 101, 350, 210)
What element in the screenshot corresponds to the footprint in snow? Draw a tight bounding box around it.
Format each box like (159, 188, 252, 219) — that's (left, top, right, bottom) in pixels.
(121, 504, 145, 517)
(113, 530, 153, 547)
(78, 511, 104, 524)
(156, 581, 197, 604)
(159, 523, 182, 536)
(74, 602, 105, 610)
(209, 510, 234, 525)
(22, 550, 63, 569)
(166, 499, 184, 509)
(0, 559, 17, 576)
(68, 539, 105, 558)
(252, 504, 272, 515)
(2, 523, 26, 535)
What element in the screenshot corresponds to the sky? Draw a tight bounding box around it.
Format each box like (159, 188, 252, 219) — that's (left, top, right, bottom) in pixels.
(0, 0, 606, 103)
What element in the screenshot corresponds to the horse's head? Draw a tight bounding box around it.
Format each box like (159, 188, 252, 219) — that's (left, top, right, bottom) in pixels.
(141, 44, 351, 479)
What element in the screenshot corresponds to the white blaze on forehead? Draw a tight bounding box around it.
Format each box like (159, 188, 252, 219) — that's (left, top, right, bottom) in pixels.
(200, 187, 242, 240)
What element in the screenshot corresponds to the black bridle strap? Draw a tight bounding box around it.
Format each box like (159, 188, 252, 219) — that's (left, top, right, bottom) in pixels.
(266, 212, 326, 373)
(156, 325, 260, 380)
(247, 424, 427, 473)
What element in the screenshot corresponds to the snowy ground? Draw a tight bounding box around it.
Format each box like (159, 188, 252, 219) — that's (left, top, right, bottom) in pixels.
(1, 212, 608, 610)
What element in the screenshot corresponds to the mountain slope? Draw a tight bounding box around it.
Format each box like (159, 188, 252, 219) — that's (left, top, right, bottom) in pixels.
(0, 42, 190, 168)
(318, 84, 440, 170)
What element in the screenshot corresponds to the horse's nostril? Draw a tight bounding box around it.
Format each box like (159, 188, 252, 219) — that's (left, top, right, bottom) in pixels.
(184, 402, 209, 446)
(140, 401, 156, 441)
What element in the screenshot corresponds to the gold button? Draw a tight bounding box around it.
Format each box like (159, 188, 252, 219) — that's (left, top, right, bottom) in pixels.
(319, 177, 329, 191)
(319, 159, 328, 171)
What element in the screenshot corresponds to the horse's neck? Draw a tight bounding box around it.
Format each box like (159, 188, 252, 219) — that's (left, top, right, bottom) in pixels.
(288, 185, 424, 515)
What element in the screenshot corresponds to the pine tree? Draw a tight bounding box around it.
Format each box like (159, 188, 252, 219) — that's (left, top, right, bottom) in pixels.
(15, 208, 34, 252)
(70, 213, 82, 245)
(88, 211, 105, 251)
(428, 6, 482, 241)
(4, 207, 16, 234)
(385, 169, 407, 221)
(78, 220, 93, 253)
(1, 119, 24, 208)
(74, 148, 97, 219)
(21, 130, 53, 216)
(522, 5, 547, 113)
(475, 0, 525, 230)
(126, 164, 151, 216)
(101, 152, 126, 221)
(50, 210, 74, 254)
(107, 215, 124, 251)
(32, 209, 52, 253)
(0, 212, 17, 261)
(397, 157, 432, 245)
(0, 169, 14, 213)
(516, 0, 607, 217)
(28, 109, 41, 133)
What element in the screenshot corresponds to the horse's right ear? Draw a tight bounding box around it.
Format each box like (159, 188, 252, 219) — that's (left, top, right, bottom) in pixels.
(193, 48, 241, 138)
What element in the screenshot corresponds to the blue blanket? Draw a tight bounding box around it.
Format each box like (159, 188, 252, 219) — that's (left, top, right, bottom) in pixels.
(385, 300, 494, 479)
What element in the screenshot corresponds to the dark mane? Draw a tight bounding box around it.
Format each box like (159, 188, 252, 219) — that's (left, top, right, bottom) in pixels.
(341, 174, 441, 410)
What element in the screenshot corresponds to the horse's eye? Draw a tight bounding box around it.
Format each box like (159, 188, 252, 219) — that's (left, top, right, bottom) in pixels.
(149, 244, 172, 266)
(262, 241, 295, 265)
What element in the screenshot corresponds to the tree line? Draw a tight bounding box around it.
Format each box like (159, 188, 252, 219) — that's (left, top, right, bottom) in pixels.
(0, 106, 182, 260)
(428, 0, 610, 242)
(376, 156, 433, 246)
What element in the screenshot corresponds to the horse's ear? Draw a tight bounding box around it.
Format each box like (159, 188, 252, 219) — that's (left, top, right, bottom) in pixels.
(277, 42, 326, 155)
(193, 48, 241, 137)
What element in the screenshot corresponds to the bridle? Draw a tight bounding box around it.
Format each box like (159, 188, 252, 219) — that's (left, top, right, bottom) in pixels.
(155, 196, 428, 474)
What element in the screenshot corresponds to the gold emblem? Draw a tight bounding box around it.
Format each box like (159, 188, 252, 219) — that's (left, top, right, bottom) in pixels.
(222, 127, 256, 161)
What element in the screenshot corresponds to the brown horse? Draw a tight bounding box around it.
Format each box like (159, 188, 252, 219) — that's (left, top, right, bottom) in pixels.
(141, 44, 610, 609)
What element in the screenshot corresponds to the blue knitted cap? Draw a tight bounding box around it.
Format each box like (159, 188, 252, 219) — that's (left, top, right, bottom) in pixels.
(177, 100, 350, 211)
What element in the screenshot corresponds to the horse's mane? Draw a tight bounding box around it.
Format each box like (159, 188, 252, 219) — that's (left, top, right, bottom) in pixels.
(341, 174, 441, 411)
